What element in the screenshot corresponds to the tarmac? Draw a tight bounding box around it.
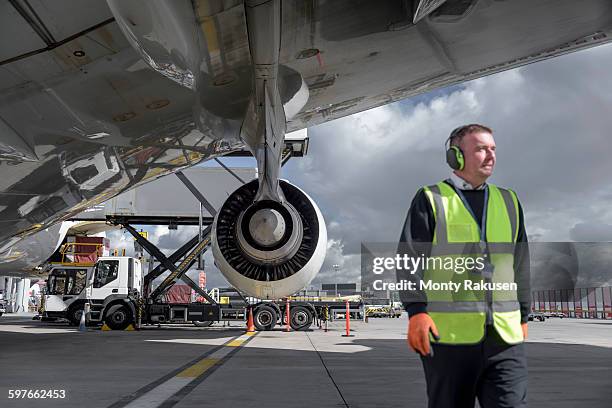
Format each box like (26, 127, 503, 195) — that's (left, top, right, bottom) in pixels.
(0, 314, 610, 408)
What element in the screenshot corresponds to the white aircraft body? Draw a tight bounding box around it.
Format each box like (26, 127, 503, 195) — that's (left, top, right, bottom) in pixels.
(1, 0, 611, 298)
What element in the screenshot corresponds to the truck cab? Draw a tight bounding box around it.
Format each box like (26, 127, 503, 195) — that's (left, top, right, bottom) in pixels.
(41, 255, 142, 329)
(41, 238, 108, 324)
(43, 265, 92, 324)
(91, 257, 142, 299)
(87, 256, 143, 329)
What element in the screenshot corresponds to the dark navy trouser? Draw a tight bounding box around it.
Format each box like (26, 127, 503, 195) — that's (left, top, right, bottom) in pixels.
(420, 325, 528, 408)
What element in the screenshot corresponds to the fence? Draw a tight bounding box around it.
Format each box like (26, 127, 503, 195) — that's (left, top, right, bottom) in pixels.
(531, 287, 612, 319)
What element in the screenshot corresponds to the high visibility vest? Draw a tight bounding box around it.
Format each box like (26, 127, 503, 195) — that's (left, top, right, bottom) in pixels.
(422, 181, 523, 345)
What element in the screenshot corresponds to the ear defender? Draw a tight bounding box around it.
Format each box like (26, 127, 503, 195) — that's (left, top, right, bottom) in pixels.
(445, 131, 465, 171)
(446, 145, 465, 170)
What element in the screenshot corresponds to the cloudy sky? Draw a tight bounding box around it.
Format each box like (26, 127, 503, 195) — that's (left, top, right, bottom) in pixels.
(109, 42, 612, 288)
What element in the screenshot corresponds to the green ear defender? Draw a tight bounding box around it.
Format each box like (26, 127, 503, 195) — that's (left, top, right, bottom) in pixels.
(446, 145, 464, 170)
(445, 126, 466, 170)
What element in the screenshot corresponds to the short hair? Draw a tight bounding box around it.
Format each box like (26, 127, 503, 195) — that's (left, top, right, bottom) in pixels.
(449, 124, 493, 146)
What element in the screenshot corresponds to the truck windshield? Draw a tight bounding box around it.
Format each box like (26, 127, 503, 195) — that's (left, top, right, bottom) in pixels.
(47, 274, 67, 295)
(93, 260, 119, 288)
(69, 270, 88, 294)
(47, 269, 88, 295)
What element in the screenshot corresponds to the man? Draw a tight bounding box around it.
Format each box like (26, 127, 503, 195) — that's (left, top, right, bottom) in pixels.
(399, 124, 530, 408)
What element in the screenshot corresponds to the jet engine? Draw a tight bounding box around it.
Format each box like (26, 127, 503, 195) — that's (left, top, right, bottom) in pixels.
(212, 179, 326, 299)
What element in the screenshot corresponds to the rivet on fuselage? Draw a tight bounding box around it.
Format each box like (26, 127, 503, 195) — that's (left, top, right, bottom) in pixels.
(146, 99, 170, 110)
(296, 48, 320, 59)
(213, 73, 236, 86)
(113, 112, 137, 122)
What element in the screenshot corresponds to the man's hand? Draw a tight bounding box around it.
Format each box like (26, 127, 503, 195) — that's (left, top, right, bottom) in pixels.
(521, 323, 528, 340)
(408, 313, 439, 356)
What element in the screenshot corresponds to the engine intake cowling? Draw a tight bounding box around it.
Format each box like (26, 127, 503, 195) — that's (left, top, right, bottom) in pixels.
(212, 180, 326, 299)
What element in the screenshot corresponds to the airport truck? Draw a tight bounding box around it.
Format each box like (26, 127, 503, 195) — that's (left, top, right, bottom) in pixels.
(40, 238, 110, 324)
(43, 255, 362, 331)
(42, 265, 92, 324)
(363, 298, 402, 318)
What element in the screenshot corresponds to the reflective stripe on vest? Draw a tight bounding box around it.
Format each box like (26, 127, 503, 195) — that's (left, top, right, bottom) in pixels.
(422, 181, 523, 345)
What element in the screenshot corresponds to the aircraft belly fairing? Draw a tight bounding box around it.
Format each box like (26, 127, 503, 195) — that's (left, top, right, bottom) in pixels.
(0, 0, 611, 294)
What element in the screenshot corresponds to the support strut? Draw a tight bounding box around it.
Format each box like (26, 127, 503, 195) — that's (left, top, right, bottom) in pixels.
(175, 171, 217, 216)
(122, 224, 216, 304)
(242, 0, 286, 202)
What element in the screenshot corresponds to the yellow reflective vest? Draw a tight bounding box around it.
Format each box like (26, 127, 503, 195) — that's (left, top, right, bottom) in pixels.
(422, 181, 523, 344)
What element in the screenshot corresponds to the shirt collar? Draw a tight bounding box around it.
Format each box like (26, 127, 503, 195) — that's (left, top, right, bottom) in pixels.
(449, 172, 487, 191)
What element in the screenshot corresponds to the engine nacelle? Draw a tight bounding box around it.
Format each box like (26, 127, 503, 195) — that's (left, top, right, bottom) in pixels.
(212, 180, 326, 299)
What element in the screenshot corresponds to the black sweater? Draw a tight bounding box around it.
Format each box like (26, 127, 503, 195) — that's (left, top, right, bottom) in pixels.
(398, 180, 531, 324)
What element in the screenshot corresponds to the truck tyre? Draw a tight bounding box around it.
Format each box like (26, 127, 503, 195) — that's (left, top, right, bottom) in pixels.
(67, 304, 84, 326)
(254, 305, 277, 331)
(290, 306, 313, 331)
(105, 304, 132, 330)
(193, 321, 213, 327)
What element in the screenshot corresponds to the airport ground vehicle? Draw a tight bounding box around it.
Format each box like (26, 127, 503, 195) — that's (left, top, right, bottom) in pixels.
(363, 298, 402, 318)
(42, 253, 362, 331)
(40, 240, 107, 325)
(528, 312, 546, 322)
(42, 265, 91, 324)
(390, 302, 403, 318)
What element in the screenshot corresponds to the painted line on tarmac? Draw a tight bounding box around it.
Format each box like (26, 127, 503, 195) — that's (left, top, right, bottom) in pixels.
(108, 331, 257, 408)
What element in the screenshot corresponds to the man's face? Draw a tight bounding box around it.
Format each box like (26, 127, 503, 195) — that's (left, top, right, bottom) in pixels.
(457, 131, 496, 180)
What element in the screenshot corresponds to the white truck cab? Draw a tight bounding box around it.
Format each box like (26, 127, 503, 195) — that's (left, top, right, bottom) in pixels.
(86, 256, 143, 329)
(43, 266, 91, 324)
(91, 257, 142, 299)
(42, 256, 142, 328)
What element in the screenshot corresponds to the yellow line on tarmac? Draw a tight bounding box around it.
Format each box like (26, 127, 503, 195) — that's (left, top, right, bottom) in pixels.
(123, 332, 258, 407)
(227, 331, 257, 346)
(176, 358, 219, 378)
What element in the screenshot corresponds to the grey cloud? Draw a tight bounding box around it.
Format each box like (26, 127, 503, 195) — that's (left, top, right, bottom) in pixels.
(570, 223, 612, 242)
(283, 42, 612, 285)
(156, 227, 198, 252)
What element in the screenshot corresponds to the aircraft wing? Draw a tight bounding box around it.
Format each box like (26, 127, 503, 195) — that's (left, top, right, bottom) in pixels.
(282, 0, 612, 131)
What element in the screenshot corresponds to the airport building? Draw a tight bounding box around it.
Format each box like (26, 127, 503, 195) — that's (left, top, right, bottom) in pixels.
(532, 287, 612, 319)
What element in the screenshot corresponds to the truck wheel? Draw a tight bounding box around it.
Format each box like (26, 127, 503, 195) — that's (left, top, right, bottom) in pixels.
(254, 305, 277, 331)
(67, 305, 84, 326)
(290, 306, 313, 331)
(193, 321, 213, 327)
(105, 304, 132, 330)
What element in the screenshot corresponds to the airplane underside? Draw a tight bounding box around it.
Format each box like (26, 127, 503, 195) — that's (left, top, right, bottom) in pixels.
(1, 0, 612, 295)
